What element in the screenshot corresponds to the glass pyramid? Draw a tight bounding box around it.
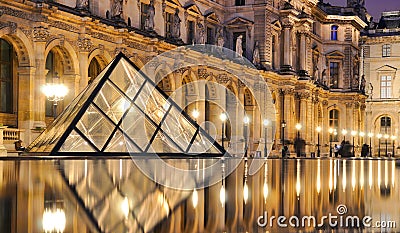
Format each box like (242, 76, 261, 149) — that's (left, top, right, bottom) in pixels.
(27, 53, 225, 156)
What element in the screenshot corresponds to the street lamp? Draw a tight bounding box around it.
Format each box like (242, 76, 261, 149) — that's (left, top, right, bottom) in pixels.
(391, 135, 397, 157)
(192, 109, 200, 122)
(351, 131, 357, 157)
(220, 113, 227, 150)
(281, 121, 287, 158)
(243, 115, 250, 157)
(263, 119, 270, 157)
(316, 126, 321, 157)
(295, 123, 302, 157)
(368, 132, 373, 156)
(377, 134, 382, 157)
(384, 134, 389, 157)
(342, 129, 348, 142)
(41, 74, 68, 119)
(329, 128, 334, 157)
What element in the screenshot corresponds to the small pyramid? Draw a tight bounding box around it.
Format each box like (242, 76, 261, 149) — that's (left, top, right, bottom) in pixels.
(27, 53, 225, 156)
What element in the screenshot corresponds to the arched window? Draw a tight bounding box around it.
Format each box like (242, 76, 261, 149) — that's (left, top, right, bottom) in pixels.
(329, 109, 339, 141)
(88, 58, 101, 84)
(380, 116, 391, 134)
(330, 25, 338, 41)
(0, 39, 14, 113)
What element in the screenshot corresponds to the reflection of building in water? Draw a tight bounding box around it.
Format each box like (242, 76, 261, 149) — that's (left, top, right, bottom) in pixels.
(0, 0, 373, 157)
(0, 159, 399, 232)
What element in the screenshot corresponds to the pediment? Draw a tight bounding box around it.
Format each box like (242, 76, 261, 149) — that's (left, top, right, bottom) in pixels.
(225, 17, 254, 28)
(377, 65, 398, 72)
(326, 50, 345, 59)
(183, 1, 202, 15)
(204, 9, 220, 23)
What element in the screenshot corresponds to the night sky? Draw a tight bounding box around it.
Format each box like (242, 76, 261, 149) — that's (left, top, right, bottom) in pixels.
(326, 0, 400, 21)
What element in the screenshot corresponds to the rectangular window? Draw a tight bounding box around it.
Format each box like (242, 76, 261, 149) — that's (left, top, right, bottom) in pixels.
(140, 3, 149, 30)
(165, 12, 173, 38)
(329, 110, 339, 141)
(331, 25, 338, 40)
(187, 21, 195, 44)
(382, 44, 391, 57)
(235, 0, 245, 6)
(380, 75, 392, 98)
(206, 27, 214, 45)
(329, 62, 339, 89)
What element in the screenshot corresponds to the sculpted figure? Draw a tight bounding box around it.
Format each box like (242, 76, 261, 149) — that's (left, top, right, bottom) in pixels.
(172, 9, 181, 38)
(145, 0, 155, 30)
(235, 35, 243, 57)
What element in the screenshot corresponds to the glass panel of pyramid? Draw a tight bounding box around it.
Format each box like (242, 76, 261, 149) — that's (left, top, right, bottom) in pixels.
(26, 53, 224, 156)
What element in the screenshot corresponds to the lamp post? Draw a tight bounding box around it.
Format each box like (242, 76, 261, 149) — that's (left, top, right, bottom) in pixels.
(351, 131, 357, 157)
(281, 121, 286, 158)
(295, 123, 302, 157)
(316, 126, 321, 157)
(192, 109, 199, 123)
(220, 113, 227, 150)
(384, 134, 389, 157)
(263, 119, 270, 157)
(391, 135, 397, 157)
(342, 129, 348, 142)
(243, 116, 250, 157)
(377, 134, 382, 157)
(41, 74, 68, 119)
(368, 132, 373, 157)
(329, 128, 334, 157)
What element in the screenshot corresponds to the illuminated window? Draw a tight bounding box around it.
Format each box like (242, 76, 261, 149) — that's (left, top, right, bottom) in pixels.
(380, 116, 391, 134)
(329, 109, 339, 141)
(380, 75, 392, 98)
(382, 44, 391, 57)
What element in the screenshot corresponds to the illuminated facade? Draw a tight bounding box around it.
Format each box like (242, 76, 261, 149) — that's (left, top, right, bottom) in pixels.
(362, 11, 400, 156)
(0, 0, 369, 156)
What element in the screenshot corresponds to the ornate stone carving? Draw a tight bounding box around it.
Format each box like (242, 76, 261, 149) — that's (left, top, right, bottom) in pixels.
(77, 38, 92, 52)
(322, 100, 328, 106)
(217, 74, 229, 84)
(50, 21, 79, 33)
(345, 102, 353, 108)
(33, 26, 50, 42)
(91, 32, 114, 42)
(0, 6, 47, 22)
(198, 68, 208, 79)
(354, 102, 360, 108)
(360, 104, 366, 110)
(122, 39, 148, 50)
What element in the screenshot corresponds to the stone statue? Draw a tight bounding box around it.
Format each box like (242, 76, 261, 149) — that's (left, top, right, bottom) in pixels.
(145, 0, 155, 30)
(216, 28, 224, 47)
(172, 9, 181, 38)
(252, 41, 260, 66)
(197, 23, 205, 44)
(112, 0, 123, 18)
(359, 0, 365, 6)
(321, 69, 327, 86)
(312, 52, 319, 80)
(360, 75, 366, 94)
(235, 35, 243, 57)
(76, 0, 89, 9)
(368, 82, 373, 95)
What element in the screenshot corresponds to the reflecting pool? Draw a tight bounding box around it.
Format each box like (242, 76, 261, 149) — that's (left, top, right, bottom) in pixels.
(0, 158, 399, 232)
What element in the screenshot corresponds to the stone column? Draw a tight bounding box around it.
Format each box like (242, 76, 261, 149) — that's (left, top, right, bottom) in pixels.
(298, 32, 308, 77)
(77, 37, 93, 91)
(281, 23, 293, 72)
(17, 67, 36, 144)
(32, 26, 50, 129)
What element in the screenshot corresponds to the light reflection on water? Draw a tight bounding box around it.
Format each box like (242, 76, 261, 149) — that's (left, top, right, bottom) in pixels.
(0, 158, 399, 233)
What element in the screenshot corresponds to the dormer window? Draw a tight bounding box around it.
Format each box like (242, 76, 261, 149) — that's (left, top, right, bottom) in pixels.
(331, 25, 338, 40)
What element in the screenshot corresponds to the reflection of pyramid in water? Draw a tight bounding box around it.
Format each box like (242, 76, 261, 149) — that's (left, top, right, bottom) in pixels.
(27, 53, 224, 156)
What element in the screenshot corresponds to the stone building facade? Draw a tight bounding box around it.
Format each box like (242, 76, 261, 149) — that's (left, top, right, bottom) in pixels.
(362, 11, 400, 156)
(0, 0, 368, 156)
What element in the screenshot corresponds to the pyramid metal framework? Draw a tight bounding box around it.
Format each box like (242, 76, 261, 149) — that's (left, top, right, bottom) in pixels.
(27, 53, 225, 156)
